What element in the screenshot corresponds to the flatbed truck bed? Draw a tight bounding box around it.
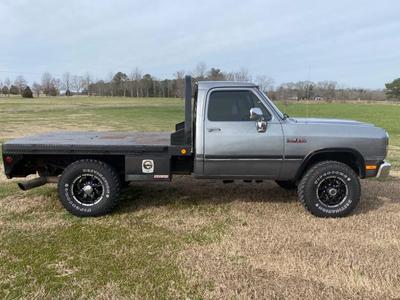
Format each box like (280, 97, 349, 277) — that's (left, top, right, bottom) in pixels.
(2, 131, 182, 155)
(2, 130, 193, 183)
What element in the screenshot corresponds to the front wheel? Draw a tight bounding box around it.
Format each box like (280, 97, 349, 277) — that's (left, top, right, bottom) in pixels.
(298, 161, 361, 218)
(58, 159, 121, 217)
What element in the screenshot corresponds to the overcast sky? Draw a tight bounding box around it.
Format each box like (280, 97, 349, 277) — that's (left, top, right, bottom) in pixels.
(1, 0, 399, 89)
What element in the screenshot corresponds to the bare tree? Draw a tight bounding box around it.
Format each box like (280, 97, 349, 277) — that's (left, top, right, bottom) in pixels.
(234, 67, 251, 82)
(174, 70, 185, 98)
(62, 72, 72, 95)
(14, 75, 27, 94)
(32, 82, 42, 97)
(82, 72, 92, 95)
(192, 62, 207, 80)
(224, 72, 235, 81)
(52, 78, 62, 94)
(107, 72, 114, 97)
(3, 78, 11, 97)
(129, 68, 142, 97)
(207, 68, 225, 80)
(41, 72, 53, 96)
(316, 81, 337, 99)
(255, 75, 274, 93)
(72, 75, 83, 94)
(62, 72, 72, 96)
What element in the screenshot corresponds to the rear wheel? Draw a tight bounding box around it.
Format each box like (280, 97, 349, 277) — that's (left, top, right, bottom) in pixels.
(298, 161, 360, 218)
(275, 180, 297, 190)
(58, 159, 121, 217)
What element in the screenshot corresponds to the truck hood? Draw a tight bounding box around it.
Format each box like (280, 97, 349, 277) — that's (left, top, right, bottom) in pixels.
(290, 117, 374, 127)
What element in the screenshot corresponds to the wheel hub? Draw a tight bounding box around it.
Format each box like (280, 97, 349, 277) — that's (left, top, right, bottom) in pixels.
(316, 176, 348, 207)
(71, 174, 104, 206)
(328, 188, 338, 196)
(83, 185, 94, 195)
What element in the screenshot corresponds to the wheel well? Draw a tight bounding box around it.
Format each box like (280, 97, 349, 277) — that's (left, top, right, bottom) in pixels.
(296, 150, 365, 180)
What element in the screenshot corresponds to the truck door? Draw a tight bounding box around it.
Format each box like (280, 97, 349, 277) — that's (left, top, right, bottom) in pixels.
(203, 88, 284, 177)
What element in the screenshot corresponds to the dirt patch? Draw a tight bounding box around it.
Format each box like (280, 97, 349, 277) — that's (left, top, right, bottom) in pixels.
(0, 165, 6, 182)
(142, 208, 222, 234)
(178, 178, 400, 299)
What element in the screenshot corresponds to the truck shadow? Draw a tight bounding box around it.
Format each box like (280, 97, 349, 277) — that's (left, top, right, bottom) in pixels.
(117, 179, 296, 214)
(353, 176, 400, 216)
(115, 176, 399, 216)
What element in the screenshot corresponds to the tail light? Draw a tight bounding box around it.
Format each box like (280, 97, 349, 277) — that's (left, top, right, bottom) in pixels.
(4, 156, 13, 164)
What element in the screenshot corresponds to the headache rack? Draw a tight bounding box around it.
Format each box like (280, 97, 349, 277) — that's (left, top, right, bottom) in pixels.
(171, 75, 194, 147)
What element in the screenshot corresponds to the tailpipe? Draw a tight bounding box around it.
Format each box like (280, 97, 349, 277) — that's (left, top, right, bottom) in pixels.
(18, 176, 59, 191)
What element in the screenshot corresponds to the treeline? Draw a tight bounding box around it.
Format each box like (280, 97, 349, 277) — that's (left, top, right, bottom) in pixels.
(271, 81, 386, 101)
(0, 64, 391, 100)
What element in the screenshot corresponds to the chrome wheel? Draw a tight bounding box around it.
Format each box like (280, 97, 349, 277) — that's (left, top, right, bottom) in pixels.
(71, 174, 104, 206)
(316, 176, 348, 207)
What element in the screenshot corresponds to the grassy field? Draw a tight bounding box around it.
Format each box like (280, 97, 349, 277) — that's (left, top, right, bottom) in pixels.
(0, 96, 400, 299)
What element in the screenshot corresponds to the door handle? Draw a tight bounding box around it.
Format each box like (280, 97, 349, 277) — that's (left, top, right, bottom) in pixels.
(207, 128, 221, 132)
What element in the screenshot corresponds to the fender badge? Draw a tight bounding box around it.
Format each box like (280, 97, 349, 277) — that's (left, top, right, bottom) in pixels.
(287, 138, 307, 143)
(142, 159, 154, 173)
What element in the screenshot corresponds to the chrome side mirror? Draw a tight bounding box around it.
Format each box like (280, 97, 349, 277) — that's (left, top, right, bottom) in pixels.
(250, 107, 263, 120)
(256, 120, 267, 132)
(250, 107, 267, 132)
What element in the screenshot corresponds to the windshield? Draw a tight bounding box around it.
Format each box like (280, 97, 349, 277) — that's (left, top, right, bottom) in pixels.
(257, 89, 285, 119)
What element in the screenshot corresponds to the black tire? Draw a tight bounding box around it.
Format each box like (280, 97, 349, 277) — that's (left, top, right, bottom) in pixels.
(275, 180, 297, 190)
(298, 161, 361, 218)
(58, 159, 121, 217)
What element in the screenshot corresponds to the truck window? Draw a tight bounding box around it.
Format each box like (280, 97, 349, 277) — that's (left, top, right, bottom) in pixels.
(208, 90, 271, 121)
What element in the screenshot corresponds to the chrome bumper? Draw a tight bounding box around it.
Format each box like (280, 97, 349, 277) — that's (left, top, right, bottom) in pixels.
(376, 161, 391, 178)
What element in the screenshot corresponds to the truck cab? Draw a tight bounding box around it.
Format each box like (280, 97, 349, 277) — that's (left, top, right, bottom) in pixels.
(193, 81, 284, 178)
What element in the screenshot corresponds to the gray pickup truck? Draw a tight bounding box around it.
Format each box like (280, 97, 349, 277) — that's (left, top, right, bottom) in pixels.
(2, 76, 391, 218)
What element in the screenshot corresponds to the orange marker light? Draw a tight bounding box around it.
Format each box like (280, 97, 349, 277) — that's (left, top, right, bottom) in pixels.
(365, 165, 377, 170)
(181, 148, 187, 155)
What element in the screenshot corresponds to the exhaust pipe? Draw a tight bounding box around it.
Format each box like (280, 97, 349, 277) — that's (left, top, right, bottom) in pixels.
(18, 176, 59, 191)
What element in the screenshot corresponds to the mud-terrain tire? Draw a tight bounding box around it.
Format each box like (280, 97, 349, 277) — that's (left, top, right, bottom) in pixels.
(58, 160, 121, 217)
(298, 161, 360, 218)
(275, 180, 297, 190)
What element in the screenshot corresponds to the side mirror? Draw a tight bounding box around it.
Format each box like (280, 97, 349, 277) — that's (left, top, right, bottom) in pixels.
(249, 107, 263, 120)
(256, 120, 267, 133)
(249, 107, 267, 133)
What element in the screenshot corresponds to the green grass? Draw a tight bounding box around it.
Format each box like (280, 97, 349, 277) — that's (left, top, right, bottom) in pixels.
(2, 221, 193, 298)
(1, 96, 400, 298)
(0, 182, 19, 199)
(0, 97, 184, 132)
(0, 183, 223, 299)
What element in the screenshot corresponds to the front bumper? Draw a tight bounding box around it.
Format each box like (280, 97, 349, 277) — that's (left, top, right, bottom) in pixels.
(376, 161, 391, 178)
